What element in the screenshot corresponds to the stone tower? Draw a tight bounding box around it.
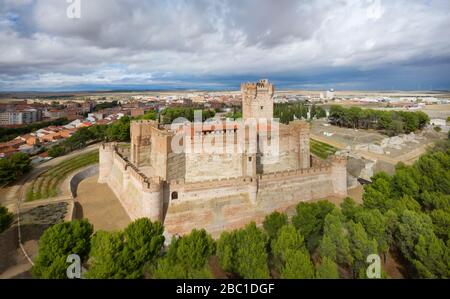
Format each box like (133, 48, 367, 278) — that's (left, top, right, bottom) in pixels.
(241, 79, 274, 121)
(289, 121, 311, 169)
(130, 120, 156, 168)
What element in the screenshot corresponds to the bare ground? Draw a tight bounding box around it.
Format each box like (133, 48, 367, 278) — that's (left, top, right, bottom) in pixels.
(74, 175, 131, 232)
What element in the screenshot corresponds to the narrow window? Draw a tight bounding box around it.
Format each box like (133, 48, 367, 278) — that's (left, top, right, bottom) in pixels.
(248, 157, 252, 162)
(260, 106, 264, 110)
(171, 192, 178, 200)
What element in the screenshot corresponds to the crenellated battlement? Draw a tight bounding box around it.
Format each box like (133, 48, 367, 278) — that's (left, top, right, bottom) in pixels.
(241, 79, 274, 96)
(101, 142, 117, 151)
(105, 143, 162, 191)
(259, 165, 331, 181)
(170, 175, 254, 191)
(330, 154, 348, 165)
(289, 120, 310, 132)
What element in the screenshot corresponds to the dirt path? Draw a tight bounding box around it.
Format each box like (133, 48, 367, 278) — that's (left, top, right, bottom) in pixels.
(0, 261, 32, 279)
(0, 143, 100, 279)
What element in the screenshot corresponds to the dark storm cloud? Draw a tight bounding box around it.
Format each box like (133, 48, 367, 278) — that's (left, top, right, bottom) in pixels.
(0, 0, 449, 90)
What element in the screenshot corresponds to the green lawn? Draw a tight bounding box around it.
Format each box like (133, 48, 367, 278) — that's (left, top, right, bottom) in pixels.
(25, 150, 99, 201)
(310, 139, 338, 159)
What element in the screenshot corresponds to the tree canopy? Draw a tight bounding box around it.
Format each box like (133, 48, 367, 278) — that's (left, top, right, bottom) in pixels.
(152, 229, 215, 279)
(329, 105, 429, 136)
(0, 152, 32, 186)
(87, 218, 165, 279)
(263, 211, 288, 240)
(292, 201, 335, 251)
(217, 222, 270, 279)
(32, 219, 93, 279)
(0, 205, 13, 233)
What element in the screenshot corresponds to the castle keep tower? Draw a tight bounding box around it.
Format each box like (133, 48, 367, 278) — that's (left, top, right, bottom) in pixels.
(241, 79, 274, 121)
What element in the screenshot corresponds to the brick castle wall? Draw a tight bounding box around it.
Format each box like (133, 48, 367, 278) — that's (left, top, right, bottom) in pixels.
(98, 143, 347, 238)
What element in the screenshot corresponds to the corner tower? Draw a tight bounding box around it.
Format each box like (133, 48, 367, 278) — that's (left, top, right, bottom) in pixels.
(241, 79, 274, 121)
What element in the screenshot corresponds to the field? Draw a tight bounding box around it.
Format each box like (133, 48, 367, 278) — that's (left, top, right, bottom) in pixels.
(310, 138, 338, 159)
(25, 151, 99, 201)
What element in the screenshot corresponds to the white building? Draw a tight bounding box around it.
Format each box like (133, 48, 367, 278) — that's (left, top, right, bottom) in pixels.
(431, 119, 446, 126)
(0, 108, 41, 125)
(326, 89, 335, 99)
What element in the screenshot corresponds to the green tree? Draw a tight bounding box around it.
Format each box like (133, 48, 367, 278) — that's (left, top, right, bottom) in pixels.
(0, 205, 14, 233)
(134, 110, 157, 121)
(318, 210, 353, 266)
(430, 209, 450, 241)
(174, 229, 215, 270)
(217, 222, 270, 279)
(106, 116, 131, 142)
(32, 220, 93, 279)
(391, 166, 420, 199)
(152, 229, 214, 279)
(64, 127, 94, 150)
(327, 105, 428, 135)
(292, 201, 335, 251)
(362, 172, 392, 211)
(85, 231, 125, 279)
(263, 211, 288, 240)
(315, 257, 340, 279)
(309, 104, 317, 120)
(412, 235, 449, 278)
(354, 209, 395, 261)
(396, 210, 448, 278)
(88, 124, 109, 140)
(271, 224, 305, 264)
(420, 191, 450, 212)
(314, 106, 327, 119)
(341, 197, 362, 220)
(121, 218, 165, 277)
(347, 221, 378, 278)
(0, 152, 32, 185)
(93, 100, 119, 111)
(271, 224, 314, 278)
(48, 145, 65, 158)
(87, 218, 164, 279)
(216, 231, 235, 273)
(387, 195, 421, 214)
(281, 249, 315, 279)
(414, 151, 450, 195)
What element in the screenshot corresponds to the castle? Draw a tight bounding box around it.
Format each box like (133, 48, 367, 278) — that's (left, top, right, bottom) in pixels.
(98, 79, 347, 237)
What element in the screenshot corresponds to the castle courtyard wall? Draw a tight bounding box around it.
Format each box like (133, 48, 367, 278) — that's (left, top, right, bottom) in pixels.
(99, 144, 163, 222)
(163, 168, 335, 237)
(99, 143, 346, 238)
(185, 152, 244, 182)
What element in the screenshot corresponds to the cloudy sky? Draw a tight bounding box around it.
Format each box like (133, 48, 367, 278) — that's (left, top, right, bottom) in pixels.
(0, 0, 449, 91)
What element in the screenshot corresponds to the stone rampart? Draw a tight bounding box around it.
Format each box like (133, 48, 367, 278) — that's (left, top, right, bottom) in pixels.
(99, 142, 348, 238)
